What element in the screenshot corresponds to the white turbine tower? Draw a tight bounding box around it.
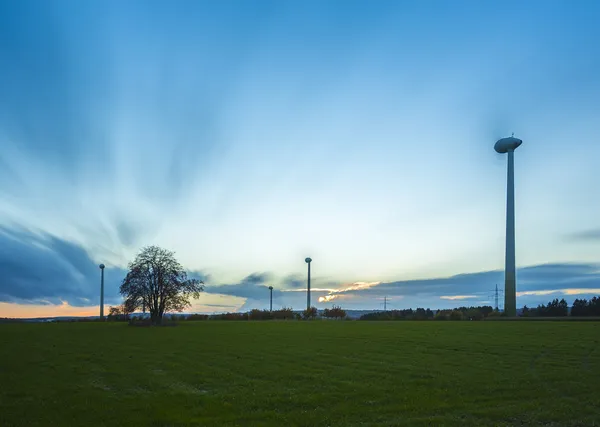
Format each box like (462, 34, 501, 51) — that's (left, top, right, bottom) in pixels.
(494, 135, 522, 317)
(99, 264, 105, 320)
(305, 257, 312, 310)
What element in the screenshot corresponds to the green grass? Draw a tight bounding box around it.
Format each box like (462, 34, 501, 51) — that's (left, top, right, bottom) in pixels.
(1, 321, 599, 426)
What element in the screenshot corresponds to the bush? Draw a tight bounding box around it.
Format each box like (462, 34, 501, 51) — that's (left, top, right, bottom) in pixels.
(532, 298, 569, 317)
(249, 309, 273, 320)
(273, 307, 295, 320)
(302, 307, 318, 320)
(209, 312, 247, 321)
(187, 314, 209, 321)
(449, 310, 464, 321)
(323, 305, 346, 319)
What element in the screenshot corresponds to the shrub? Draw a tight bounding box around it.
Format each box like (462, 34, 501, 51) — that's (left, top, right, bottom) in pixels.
(302, 307, 318, 320)
(323, 305, 346, 319)
(273, 307, 295, 320)
(449, 310, 464, 321)
(187, 314, 209, 321)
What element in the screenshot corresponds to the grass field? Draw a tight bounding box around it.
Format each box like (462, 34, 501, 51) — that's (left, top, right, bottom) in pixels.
(1, 321, 599, 426)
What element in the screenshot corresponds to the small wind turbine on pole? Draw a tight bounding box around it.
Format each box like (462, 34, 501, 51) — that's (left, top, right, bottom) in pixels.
(494, 134, 523, 317)
(268, 286, 273, 312)
(99, 264, 105, 320)
(305, 257, 312, 310)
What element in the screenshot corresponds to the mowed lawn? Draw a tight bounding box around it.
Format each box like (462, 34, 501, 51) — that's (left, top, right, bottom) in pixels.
(1, 321, 599, 427)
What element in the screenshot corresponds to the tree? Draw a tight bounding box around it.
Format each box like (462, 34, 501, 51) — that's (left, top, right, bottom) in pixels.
(590, 297, 600, 316)
(323, 305, 346, 319)
(120, 246, 204, 324)
(571, 299, 589, 317)
(434, 310, 449, 321)
(272, 307, 295, 320)
(465, 308, 483, 321)
(302, 306, 318, 320)
(534, 298, 569, 317)
(107, 303, 133, 321)
(108, 305, 122, 317)
(449, 310, 464, 321)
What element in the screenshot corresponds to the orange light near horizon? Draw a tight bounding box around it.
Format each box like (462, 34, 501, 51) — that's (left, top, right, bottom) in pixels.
(0, 302, 100, 319)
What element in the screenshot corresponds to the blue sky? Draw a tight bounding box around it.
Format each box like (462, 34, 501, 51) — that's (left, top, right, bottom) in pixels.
(1, 0, 600, 317)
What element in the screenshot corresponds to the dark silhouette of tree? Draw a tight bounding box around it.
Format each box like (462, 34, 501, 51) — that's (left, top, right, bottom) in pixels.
(449, 310, 463, 321)
(570, 297, 600, 316)
(302, 306, 318, 320)
(272, 307, 295, 320)
(107, 303, 133, 321)
(533, 298, 568, 317)
(120, 246, 204, 324)
(249, 309, 275, 320)
(323, 305, 347, 319)
(571, 298, 589, 316)
(590, 297, 600, 316)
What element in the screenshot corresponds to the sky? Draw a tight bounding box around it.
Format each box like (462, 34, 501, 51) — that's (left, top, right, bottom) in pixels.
(1, 0, 600, 318)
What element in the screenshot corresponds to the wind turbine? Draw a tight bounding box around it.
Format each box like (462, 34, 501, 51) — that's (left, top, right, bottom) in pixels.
(305, 257, 312, 310)
(268, 286, 273, 312)
(494, 134, 523, 317)
(99, 264, 105, 320)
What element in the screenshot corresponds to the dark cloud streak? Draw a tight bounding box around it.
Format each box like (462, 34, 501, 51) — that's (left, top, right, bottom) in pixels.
(565, 229, 600, 242)
(0, 226, 126, 307)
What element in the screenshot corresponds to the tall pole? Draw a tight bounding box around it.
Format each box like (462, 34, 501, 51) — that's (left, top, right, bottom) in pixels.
(99, 264, 105, 320)
(307, 262, 311, 310)
(505, 150, 517, 316)
(269, 286, 273, 312)
(305, 257, 312, 310)
(384, 296, 387, 311)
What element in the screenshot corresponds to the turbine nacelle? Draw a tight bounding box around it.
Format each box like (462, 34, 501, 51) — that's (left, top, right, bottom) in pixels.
(99, 264, 105, 269)
(494, 136, 522, 153)
(305, 257, 312, 263)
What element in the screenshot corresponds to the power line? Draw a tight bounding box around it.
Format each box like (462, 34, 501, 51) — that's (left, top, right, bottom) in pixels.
(378, 296, 390, 311)
(489, 284, 504, 311)
(495, 284, 498, 312)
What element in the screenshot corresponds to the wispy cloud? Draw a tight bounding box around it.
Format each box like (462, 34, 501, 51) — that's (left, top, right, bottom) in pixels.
(565, 229, 600, 242)
(317, 281, 381, 303)
(440, 295, 478, 300)
(517, 288, 600, 297)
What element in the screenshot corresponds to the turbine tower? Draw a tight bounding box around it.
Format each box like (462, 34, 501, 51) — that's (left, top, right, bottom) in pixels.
(494, 135, 523, 317)
(268, 286, 273, 312)
(99, 264, 105, 320)
(305, 257, 312, 310)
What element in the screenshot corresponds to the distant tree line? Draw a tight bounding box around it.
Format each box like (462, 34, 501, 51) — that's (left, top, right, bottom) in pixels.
(105, 306, 349, 322)
(359, 296, 600, 320)
(521, 298, 569, 317)
(521, 296, 600, 317)
(359, 306, 495, 321)
(571, 297, 600, 316)
(360, 308, 435, 321)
